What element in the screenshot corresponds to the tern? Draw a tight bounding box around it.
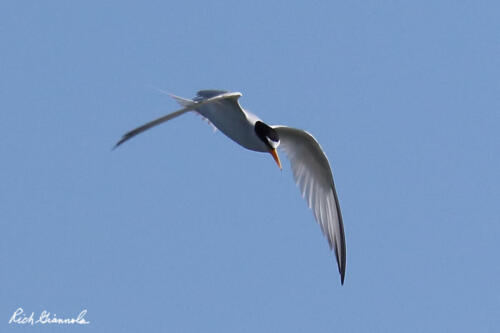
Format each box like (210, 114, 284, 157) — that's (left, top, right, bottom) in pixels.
(115, 90, 346, 284)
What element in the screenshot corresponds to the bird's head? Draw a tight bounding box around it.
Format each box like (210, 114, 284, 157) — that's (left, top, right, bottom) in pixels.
(255, 121, 282, 170)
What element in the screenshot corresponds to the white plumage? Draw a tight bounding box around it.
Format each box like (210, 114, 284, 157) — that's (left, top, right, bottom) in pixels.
(115, 90, 346, 284)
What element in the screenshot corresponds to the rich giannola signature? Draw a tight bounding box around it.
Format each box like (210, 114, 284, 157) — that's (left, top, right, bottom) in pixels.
(8, 307, 90, 325)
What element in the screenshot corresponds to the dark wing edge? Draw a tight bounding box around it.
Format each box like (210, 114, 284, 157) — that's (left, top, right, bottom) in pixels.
(113, 91, 243, 149)
(274, 125, 346, 284)
(113, 108, 191, 149)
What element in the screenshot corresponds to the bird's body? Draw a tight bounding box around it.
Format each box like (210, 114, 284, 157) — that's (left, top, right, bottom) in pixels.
(115, 90, 346, 284)
(192, 90, 269, 152)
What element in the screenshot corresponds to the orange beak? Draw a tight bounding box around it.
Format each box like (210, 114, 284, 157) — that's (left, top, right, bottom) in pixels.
(269, 148, 282, 170)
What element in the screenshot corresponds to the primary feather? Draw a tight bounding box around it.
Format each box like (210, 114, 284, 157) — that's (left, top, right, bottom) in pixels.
(274, 126, 346, 284)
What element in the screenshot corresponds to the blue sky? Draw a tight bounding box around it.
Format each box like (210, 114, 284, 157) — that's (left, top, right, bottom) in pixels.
(1, 1, 499, 332)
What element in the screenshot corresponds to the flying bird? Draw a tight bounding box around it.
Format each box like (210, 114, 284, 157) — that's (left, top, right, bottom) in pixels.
(115, 90, 346, 284)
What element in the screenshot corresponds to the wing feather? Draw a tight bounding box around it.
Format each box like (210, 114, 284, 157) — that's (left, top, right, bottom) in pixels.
(274, 126, 346, 284)
(114, 92, 242, 148)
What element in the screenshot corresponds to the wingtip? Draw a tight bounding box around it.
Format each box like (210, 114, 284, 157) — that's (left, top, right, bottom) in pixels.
(336, 247, 346, 285)
(112, 141, 122, 150)
(112, 137, 127, 150)
(113, 131, 135, 149)
(339, 259, 346, 285)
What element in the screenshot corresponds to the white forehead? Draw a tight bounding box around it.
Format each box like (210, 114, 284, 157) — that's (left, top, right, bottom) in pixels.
(267, 136, 280, 149)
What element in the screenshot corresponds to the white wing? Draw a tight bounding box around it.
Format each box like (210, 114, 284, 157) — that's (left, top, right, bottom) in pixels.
(114, 92, 242, 148)
(274, 126, 346, 284)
